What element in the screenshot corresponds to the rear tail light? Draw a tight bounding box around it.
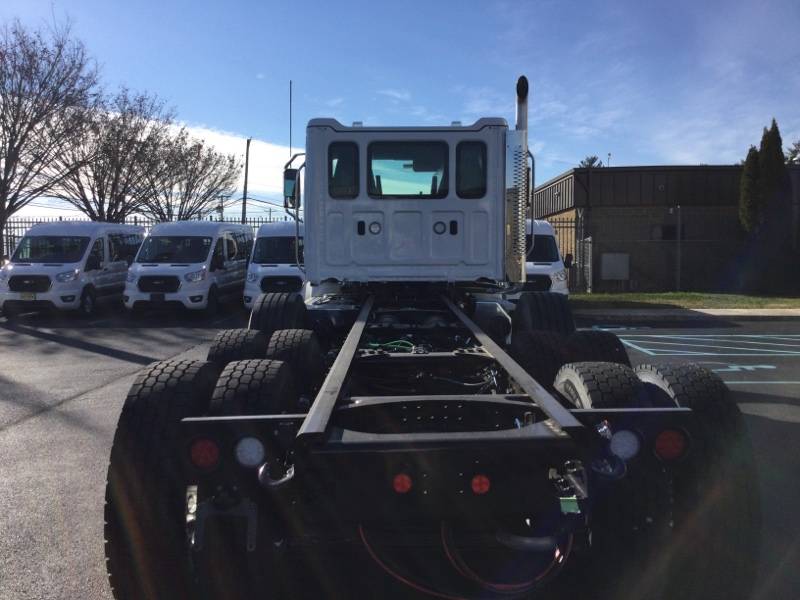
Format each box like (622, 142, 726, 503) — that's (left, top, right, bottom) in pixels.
(393, 473, 413, 494)
(654, 429, 688, 461)
(190, 438, 220, 469)
(471, 474, 491, 495)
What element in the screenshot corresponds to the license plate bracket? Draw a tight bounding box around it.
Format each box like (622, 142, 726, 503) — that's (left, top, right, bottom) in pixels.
(20, 292, 36, 301)
(150, 293, 166, 302)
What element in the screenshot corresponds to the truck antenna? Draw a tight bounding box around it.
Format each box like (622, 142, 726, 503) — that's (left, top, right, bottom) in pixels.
(289, 79, 292, 158)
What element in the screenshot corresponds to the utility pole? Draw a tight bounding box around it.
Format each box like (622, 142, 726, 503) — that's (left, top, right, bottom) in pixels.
(241, 137, 252, 224)
(607, 152, 611, 167)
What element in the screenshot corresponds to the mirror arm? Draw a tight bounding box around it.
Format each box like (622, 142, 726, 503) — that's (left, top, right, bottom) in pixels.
(284, 153, 306, 170)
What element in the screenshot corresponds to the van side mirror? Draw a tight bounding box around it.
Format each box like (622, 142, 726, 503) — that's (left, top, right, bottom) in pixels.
(563, 253, 574, 269)
(85, 255, 101, 271)
(210, 255, 225, 271)
(284, 168, 299, 208)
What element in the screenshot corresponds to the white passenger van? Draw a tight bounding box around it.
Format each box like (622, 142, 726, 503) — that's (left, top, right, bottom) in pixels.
(124, 221, 253, 314)
(0, 221, 144, 317)
(243, 221, 305, 309)
(523, 219, 571, 295)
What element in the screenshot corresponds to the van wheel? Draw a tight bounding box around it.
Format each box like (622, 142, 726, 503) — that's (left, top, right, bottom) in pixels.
(203, 287, 219, 317)
(79, 287, 96, 317)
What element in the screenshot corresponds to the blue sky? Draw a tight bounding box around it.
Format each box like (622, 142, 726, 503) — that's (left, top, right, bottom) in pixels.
(3, 0, 800, 214)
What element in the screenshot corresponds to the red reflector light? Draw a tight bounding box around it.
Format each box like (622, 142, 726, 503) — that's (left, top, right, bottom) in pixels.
(393, 473, 413, 494)
(471, 474, 491, 495)
(654, 429, 687, 461)
(190, 438, 219, 469)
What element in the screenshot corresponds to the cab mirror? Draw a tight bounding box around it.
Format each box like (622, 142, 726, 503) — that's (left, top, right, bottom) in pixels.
(284, 168, 299, 208)
(210, 255, 224, 271)
(563, 253, 574, 269)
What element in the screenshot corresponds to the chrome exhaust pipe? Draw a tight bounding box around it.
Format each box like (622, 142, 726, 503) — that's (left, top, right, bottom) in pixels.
(515, 75, 529, 131)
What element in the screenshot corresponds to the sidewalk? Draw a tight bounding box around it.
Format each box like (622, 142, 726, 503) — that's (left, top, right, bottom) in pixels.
(573, 308, 800, 321)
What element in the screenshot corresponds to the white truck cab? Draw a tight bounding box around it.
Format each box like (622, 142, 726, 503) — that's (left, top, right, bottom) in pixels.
(244, 221, 304, 309)
(124, 221, 253, 313)
(0, 221, 144, 317)
(524, 219, 570, 295)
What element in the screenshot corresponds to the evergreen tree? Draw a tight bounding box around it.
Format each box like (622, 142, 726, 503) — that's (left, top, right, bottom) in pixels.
(739, 146, 760, 232)
(758, 119, 789, 219)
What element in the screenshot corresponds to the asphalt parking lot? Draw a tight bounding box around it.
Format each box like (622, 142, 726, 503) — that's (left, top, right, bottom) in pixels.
(1, 310, 798, 599)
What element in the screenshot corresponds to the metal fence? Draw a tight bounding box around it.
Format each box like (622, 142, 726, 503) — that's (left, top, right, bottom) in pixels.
(2, 213, 293, 258)
(548, 215, 590, 292)
(3, 213, 593, 292)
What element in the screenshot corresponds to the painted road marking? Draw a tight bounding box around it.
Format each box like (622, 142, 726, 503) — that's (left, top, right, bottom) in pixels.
(620, 334, 800, 357)
(724, 381, 800, 385)
(714, 365, 777, 372)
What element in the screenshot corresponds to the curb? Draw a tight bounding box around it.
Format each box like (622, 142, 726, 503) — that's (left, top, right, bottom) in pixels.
(573, 309, 800, 322)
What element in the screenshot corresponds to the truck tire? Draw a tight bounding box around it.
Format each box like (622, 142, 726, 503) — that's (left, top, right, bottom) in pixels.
(104, 359, 220, 600)
(633, 364, 761, 600)
(206, 328, 268, 366)
(511, 292, 575, 336)
(248, 292, 305, 336)
(508, 330, 570, 390)
(554, 361, 642, 408)
(264, 329, 326, 398)
(209, 359, 297, 415)
(567, 330, 630, 366)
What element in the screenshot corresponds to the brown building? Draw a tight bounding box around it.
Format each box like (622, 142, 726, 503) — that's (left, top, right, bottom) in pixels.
(533, 165, 800, 292)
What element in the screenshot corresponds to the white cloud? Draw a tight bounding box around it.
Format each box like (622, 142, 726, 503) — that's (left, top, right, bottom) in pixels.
(255, 73, 265, 80)
(377, 88, 411, 102)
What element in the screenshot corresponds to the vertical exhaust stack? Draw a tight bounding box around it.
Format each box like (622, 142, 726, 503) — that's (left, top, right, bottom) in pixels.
(516, 75, 529, 132)
(505, 75, 529, 284)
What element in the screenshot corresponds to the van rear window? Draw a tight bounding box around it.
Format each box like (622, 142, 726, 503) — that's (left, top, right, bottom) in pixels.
(136, 236, 212, 263)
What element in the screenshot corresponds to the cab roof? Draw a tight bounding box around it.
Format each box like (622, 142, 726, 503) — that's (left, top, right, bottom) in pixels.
(307, 117, 508, 132)
(148, 221, 250, 237)
(256, 221, 304, 237)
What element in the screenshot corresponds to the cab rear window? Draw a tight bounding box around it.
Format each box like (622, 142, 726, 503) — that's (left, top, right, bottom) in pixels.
(368, 142, 448, 199)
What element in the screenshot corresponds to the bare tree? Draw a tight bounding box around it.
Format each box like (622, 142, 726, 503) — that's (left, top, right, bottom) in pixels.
(142, 131, 241, 221)
(52, 88, 174, 221)
(0, 20, 98, 255)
